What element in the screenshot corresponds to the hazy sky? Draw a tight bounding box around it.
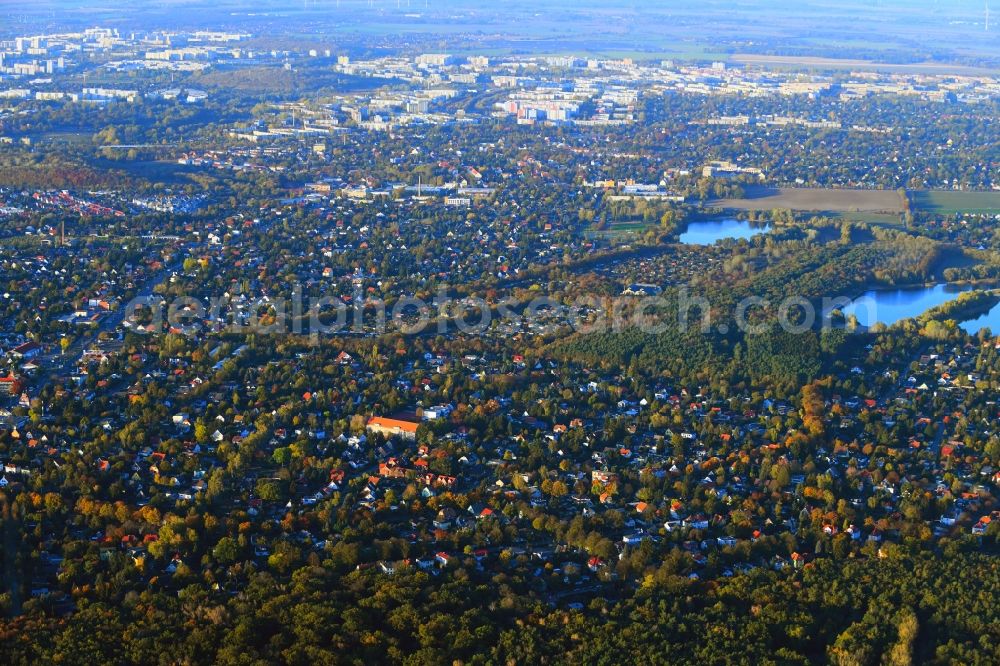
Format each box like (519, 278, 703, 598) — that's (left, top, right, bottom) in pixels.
(1, 0, 996, 63)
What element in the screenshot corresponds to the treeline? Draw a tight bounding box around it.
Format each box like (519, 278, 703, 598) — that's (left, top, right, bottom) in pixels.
(919, 290, 1000, 325)
(0, 548, 996, 665)
(0, 158, 128, 190)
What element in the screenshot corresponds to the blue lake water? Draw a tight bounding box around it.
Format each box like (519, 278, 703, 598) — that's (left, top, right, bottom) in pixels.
(679, 218, 771, 245)
(832, 283, 999, 336)
(959, 300, 1000, 336)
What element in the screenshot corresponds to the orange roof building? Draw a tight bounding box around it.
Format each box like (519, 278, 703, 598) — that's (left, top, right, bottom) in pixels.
(367, 416, 420, 441)
(0, 375, 23, 396)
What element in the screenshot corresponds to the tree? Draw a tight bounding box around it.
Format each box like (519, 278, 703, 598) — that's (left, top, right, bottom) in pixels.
(212, 536, 240, 565)
(194, 420, 211, 444)
(256, 479, 282, 502)
(887, 608, 919, 666)
(272, 447, 291, 465)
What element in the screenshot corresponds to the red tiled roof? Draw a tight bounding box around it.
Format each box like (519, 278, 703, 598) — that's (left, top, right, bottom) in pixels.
(367, 416, 419, 433)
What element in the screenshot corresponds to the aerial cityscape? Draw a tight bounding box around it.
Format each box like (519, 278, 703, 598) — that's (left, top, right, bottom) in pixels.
(0, 1, 999, 664)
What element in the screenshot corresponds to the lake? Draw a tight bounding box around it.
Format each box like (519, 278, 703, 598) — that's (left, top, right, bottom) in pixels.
(831, 283, 999, 335)
(959, 300, 1000, 336)
(678, 218, 771, 245)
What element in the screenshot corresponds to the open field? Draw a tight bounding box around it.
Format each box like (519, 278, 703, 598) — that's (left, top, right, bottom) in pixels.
(709, 187, 904, 214)
(912, 190, 1000, 215)
(90, 158, 204, 186)
(713, 187, 1000, 218)
(824, 211, 905, 226)
(583, 219, 656, 241)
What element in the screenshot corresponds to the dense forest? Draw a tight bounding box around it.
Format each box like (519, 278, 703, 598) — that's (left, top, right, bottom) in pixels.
(0, 546, 996, 665)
